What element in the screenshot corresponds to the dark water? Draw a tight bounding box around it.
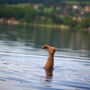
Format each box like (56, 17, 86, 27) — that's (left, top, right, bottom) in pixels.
(0, 24, 90, 90)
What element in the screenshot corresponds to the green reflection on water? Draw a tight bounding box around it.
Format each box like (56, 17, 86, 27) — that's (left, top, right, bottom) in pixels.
(0, 24, 90, 58)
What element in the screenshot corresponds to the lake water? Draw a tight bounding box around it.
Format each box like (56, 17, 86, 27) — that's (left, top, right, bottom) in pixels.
(0, 24, 90, 90)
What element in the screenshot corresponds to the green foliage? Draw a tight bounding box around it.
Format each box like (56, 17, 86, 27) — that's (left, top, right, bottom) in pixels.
(79, 17, 90, 28)
(51, 14, 63, 24)
(22, 8, 38, 22)
(62, 16, 77, 27)
(0, 6, 24, 19)
(0, 0, 90, 5)
(46, 18, 53, 24)
(0, 4, 90, 29)
(43, 8, 54, 14)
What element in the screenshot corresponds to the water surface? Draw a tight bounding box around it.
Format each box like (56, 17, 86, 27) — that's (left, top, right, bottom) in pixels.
(0, 24, 90, 90)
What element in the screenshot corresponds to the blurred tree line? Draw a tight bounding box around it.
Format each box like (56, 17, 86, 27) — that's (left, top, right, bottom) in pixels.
(0, 5, 90, 29)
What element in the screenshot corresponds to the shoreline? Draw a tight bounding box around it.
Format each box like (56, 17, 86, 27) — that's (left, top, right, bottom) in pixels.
(0, 18, 70, 30)
(27, 23, 70, 30)
(0, 18, 90, 31)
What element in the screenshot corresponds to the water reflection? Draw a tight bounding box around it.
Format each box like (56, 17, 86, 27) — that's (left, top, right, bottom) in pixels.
(0, 24, 90, 58)
(45, 69, 53, 78)
(44, 69, 53, 88)
(45, 69, 53, 82)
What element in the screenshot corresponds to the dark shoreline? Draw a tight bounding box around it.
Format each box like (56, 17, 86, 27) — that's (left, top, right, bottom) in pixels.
(0, 19, 90, 32)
